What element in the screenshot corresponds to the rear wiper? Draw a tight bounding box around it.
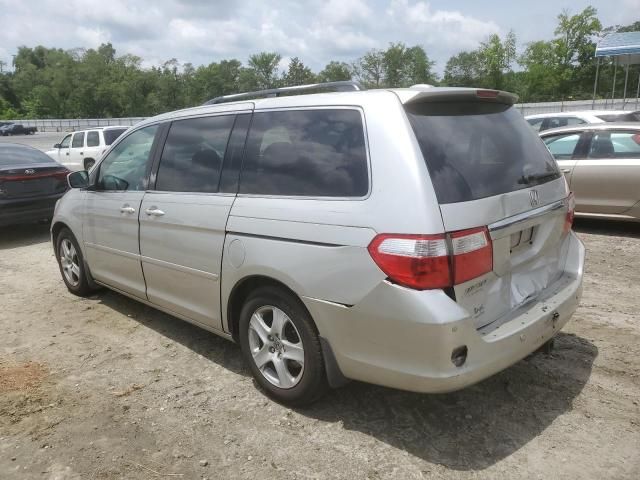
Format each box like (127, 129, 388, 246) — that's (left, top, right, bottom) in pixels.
(517, 172, 558, 185)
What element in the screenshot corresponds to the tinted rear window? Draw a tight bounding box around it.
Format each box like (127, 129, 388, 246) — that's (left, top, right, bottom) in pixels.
(406, 102, 561, 204)
(104, 128, 127, 145)
(0, 145, 57, 167)
(240, 109, 368, 197)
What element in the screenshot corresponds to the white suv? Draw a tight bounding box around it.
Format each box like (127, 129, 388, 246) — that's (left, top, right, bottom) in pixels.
(47, 126, 129, 171)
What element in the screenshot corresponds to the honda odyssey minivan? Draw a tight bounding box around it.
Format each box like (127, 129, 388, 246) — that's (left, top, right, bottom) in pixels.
(52, 82, 584, 405)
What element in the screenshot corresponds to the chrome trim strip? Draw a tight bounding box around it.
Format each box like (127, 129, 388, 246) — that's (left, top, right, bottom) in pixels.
(84, 242, 140, 260)
(141, 255, 219, 281)
(489, 199, 567, 234)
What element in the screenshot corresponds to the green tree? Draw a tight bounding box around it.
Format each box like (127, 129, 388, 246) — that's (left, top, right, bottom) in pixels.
(247, 52, 282, 89)
(443, 51, 484, 87)
(282, 57, 316, 86)
(354, 49, 384, 88)
(317, 61, 352, 82)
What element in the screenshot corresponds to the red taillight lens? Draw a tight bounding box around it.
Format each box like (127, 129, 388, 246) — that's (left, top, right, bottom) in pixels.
(0, 169, 69, 181)
(368, 227, 493, 290)
(449, 227, 493, 284)
(564, 192, 575, 234)
(367, 234, 451, 289)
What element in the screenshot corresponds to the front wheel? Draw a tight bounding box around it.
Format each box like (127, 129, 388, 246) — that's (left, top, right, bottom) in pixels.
(55, 228, 93, 297)
(239, 286, 328, 406)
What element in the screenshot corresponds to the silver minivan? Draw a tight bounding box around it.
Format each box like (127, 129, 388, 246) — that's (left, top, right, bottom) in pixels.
(52, 83, 584, 405)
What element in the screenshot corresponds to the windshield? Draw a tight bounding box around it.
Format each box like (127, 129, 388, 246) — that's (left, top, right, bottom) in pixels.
(104, 128, 128, 145)
(0, 145, 57, 167)
(406, 102, 561, 204)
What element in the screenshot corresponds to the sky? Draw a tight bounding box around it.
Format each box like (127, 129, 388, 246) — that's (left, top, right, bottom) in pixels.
(0, 0, 638, 75)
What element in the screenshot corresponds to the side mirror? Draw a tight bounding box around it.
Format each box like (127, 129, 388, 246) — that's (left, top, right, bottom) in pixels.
(53, 143, 61, 149)
(67, 170, 89, 189)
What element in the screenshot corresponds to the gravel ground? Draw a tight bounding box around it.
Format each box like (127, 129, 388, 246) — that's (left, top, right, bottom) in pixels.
(0, 219, 639, 480)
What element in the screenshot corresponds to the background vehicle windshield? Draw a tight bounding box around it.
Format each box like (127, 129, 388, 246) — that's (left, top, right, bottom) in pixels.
(406, 102, 561, 204)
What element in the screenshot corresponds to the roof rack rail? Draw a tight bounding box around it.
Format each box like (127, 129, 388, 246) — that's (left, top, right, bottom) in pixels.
(203, 80, 363, 105)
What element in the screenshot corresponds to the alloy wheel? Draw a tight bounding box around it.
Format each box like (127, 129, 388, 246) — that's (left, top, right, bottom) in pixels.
(59, 238, 81, 287)
(247, 305, 305, 389)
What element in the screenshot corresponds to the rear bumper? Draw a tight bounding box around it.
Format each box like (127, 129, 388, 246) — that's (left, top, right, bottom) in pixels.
(0, 194, 63, 226)
(303, 232, 585, 393)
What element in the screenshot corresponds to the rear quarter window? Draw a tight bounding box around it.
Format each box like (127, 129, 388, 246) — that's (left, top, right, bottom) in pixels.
(406, 102, 560, 204)
(239, 109, 368, 197)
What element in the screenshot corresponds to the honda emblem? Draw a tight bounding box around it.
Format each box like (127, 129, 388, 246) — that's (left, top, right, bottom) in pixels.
(24, 169, 36, 175)
(530, 190, 539, 207)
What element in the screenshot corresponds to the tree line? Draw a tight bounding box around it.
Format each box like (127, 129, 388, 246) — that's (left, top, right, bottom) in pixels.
(0, 6, 638, 120)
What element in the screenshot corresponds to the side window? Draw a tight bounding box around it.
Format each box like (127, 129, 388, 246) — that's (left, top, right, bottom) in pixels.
(72, 132, 85, 148)
(589, 131, 640, 159)
(97, 125, 158, 191)
(155, 115, 234, 193)
(86, 131, 100, 147)
(59, 135, 71, 148)
(543, 133, 581, 160)
(240, 109, 368, 197)
(527, 118, 544, 132)
(565, 117, 586, 126)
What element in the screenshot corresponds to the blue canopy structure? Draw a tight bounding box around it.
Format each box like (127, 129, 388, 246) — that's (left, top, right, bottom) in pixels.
(593, 32, 640, 109)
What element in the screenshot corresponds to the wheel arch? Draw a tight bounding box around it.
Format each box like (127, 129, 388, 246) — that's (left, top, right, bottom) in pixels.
(51, 220, 70, 244)
(225, 274, 350, 389)
(226, 274, 316, 344)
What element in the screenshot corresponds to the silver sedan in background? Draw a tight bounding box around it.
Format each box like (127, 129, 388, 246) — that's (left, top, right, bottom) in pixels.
(540, 123, 640, 221)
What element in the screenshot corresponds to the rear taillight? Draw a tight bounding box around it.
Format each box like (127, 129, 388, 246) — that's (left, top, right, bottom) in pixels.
(449, 227, 493, 284)
(368, 227, 493, 290)
(0, 169, 69, 181)
(476, 89, 499, 98)
(564, 192, 575, 234)
(367, 234, 451, 289)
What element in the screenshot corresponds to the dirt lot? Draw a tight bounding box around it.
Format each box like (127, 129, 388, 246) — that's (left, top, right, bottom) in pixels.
(0, 218, 639, 480)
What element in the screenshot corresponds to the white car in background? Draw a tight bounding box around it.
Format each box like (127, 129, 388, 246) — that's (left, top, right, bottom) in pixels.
(46, 126, 129, 171)
(525, 110, 640, 132)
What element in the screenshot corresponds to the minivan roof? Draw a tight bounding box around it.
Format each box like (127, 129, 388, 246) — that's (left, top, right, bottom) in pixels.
(135, 86, 519, 129)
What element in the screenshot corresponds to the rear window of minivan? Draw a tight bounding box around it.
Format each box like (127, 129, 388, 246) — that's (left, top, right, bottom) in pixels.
(406, 102, 561, 204)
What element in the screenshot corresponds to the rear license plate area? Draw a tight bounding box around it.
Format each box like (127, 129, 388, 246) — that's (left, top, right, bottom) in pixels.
(510, 226, 535, 253)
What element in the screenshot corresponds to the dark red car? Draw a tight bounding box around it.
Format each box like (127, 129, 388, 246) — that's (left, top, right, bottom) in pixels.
(0, 143, 69, 227)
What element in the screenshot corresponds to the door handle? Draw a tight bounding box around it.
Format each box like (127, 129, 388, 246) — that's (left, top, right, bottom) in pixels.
(120, 206, 136, 214)
(80, 152, 83, 155)
(65, 152, 69, 156)
(145, 207, 165, 217)
(561, 169, 571, 174)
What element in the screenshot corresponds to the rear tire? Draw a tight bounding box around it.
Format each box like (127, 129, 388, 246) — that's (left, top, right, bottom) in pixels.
(55, 228, 92, 297)
(239, 286, 328, 406)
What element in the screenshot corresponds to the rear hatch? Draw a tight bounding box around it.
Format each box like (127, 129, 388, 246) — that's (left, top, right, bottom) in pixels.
(405, 91, 572, 328)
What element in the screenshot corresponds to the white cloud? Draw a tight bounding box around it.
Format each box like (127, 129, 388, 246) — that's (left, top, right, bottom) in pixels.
(0, 0, 637, 75)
